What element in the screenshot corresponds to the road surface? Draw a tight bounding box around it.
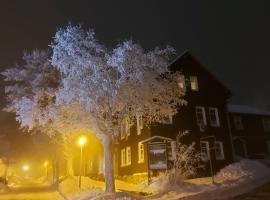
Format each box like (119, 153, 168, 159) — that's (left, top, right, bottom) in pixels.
(232, 181, 270, 200)
(0, 177, 64, 200)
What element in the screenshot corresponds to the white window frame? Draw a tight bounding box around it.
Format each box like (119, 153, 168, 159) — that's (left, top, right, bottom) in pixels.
(196, 106, 207, 126)
(209, 107, 220, 127)
(126, 146, 131, 166)
(233, 115, 243, 130)
(136, 113, 143, 135)
(200, 141, 210, 161)
(138, 142, 144, 163)
(121, 148, 126, 167)
(190, 76, 199, 91)
(215, 141, 225, 160)
(262, 118, 270, 132)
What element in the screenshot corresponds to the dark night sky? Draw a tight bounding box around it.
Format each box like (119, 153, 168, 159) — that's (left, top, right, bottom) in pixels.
(0, 0, 270, 109)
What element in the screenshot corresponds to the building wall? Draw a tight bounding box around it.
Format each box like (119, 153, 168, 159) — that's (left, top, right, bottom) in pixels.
(117, 52, 234, 177)
(229, 112, 270, 158)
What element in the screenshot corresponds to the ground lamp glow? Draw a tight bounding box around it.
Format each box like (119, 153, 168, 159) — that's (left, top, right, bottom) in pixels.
(78, 136, 87, 188)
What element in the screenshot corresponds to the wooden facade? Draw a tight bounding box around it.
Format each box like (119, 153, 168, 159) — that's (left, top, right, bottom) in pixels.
(228, 104, 270, 159)
(116, 52, 235, 177)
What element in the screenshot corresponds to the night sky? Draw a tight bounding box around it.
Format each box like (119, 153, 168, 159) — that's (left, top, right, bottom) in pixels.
(0, 0, 270, 108)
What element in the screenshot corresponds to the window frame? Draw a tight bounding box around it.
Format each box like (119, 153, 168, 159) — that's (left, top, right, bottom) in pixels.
(178, 75, 186, 92)
(209, 107, 220, 127)
(215, 141, 225, 160)
(138, 142, 144, 163)
(233, 115, 244, 130)
(126, 146, 131, 166)
(190, 76, 199, 91)
(262, 118, 270, 132)
(200, 141, 210, 161)
(121, 148, 126, 167)
(196, 106, 207, 126)
(136, 113, 143, 135)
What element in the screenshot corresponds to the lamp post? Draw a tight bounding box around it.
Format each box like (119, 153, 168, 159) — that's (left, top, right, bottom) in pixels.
(78, 136, 86, 188)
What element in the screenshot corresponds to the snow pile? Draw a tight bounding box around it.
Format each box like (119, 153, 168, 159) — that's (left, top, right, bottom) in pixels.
(144, 159, 270, 200)
(216, 159, 270, 181)
(59, 176, 103, 199)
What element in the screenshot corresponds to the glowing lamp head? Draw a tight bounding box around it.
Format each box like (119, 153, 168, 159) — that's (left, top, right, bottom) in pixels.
(78, 137, 86, 146)
(44, 161, 48, 167)
(23, 165, 29, 171)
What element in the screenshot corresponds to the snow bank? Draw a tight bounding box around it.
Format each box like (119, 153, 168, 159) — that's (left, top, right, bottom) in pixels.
(145, 159, 270, 200)
(216, 159, 270, 181)
(63, 160, 270, 200)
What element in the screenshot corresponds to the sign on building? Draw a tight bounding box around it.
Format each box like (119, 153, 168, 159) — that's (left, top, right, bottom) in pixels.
(148, 142, 167, 170)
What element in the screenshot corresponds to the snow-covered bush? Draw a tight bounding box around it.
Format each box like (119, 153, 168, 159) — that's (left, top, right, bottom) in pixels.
(167, 131, 201, 185)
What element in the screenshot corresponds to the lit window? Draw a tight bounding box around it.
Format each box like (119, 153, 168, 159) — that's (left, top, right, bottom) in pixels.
(190, 76, 199, 91)
(121, 149, 126, 167)
(233, 115, 243, 130)
(178, 75, 186, 91)
(126, 146, 131, 166)
(200, 141, 210, 161)
(136, 113, 143, 135)
(138, 142, 144, 163)
(262, 118, 270, 132)
(215, 141, 225, 160)
(196, 106, 207, 126)
(209, 107, 220, 127)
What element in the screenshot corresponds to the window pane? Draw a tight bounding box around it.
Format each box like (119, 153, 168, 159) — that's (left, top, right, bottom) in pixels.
(215, 142, 224, 160)
(196, 106, 206, 126)
(190, 76, 199, 91)
(138, 142, 144, 163)
(209, 108, 220, 127)
(233, 115, 243, 130)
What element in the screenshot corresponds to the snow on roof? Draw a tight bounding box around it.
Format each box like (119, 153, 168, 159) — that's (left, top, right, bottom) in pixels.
(228, 104, 270, 116)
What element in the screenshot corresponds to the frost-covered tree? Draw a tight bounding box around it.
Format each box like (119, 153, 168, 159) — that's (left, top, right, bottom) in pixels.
(1, 50, 60, 130)
(51, 25, 186, 192)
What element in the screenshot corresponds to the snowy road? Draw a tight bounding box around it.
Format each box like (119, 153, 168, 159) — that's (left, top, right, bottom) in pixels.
(232, 181, 270, 200)
(0, 185, 64, 200)
(0, 177, 64, 200)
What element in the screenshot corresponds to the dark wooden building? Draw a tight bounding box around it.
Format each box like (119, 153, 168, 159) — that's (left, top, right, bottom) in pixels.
(116, 52, 234, 177)
(228, 104, 270, 160)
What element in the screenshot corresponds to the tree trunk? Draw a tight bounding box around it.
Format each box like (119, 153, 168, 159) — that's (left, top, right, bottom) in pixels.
(103, 135, 115, 192)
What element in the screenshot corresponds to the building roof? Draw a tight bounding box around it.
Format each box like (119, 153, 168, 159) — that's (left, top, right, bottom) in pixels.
(169, 51, 232, 98)
(228, 104, 270, 116)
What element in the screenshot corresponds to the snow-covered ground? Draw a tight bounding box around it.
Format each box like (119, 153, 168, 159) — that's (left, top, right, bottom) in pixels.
(145, 159, 270, 200)
(59, 159, 270, 200)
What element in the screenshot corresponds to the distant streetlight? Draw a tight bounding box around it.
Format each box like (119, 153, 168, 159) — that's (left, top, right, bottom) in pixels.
(78, 136, 87, 188)
(23, 165, 29, 171)
(44, 161, 49, 178)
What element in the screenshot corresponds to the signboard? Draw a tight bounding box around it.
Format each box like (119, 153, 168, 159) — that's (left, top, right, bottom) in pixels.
(148, 142, 167, 170)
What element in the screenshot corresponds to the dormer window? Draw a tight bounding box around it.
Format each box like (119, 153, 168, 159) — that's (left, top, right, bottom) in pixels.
(190, 76, 199, 91)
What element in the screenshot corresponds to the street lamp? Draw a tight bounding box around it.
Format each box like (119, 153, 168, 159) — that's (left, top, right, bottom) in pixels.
(78, 136, 87, 188)
(44, 161, 49, 179)
(23, 165, 29, 171)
